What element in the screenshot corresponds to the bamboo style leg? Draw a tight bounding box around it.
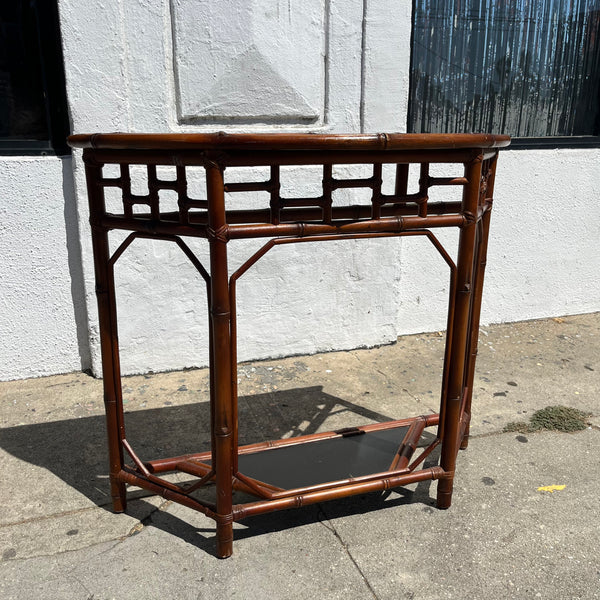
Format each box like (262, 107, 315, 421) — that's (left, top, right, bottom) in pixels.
(437, 155, 483, 509)
(206, 160, 235, 558)
(460, 157, 497, 449)
(85, 162, 127, 513)
(458, 212, 490, 449)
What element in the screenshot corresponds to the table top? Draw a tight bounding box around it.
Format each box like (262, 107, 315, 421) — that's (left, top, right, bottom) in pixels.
(68, 132, 511, 152)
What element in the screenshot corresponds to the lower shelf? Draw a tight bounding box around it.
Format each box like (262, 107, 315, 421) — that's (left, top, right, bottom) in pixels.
(119, 414, 446, 526)
(172, 415, 439, 498)
(238, 423, 411, 490)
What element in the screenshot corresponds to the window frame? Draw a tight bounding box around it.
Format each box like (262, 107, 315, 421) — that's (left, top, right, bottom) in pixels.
(507, 136, 600, 150)
(407, 2, 600, 150)
(0, 0, 70, 156)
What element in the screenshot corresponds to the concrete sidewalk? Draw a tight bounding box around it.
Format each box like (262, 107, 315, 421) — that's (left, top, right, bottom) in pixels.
(1, 314, 598, 599)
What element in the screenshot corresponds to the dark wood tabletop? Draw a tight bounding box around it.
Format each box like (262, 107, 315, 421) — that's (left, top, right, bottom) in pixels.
(68, 131, 511, 151)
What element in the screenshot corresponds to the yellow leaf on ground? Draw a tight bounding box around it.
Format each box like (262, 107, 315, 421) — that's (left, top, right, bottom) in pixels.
(537, 484, 566, 493)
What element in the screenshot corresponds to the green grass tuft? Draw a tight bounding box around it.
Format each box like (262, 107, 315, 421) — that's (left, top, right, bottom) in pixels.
(504, 405, 591, 434)
(503, 421, 531, 433)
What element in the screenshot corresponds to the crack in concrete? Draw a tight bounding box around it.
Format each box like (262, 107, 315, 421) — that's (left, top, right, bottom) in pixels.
(1, 539, 122, 564)
(68, 572, 94, 599)
(353, 348, 397, 391)
(123, 499, 173, 539)
(317, 505, 380, 600)
(0, 499, 171, 565)
(58, 540, 123, 593)
(0, 505, 103, 529)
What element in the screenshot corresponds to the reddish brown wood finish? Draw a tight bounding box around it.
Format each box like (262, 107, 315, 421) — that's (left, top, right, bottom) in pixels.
(69, 131, 510, 151)
(69, 132, 509, 558)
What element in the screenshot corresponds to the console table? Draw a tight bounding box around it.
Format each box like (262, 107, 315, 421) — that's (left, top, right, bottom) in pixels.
(68, 132, 510, 558)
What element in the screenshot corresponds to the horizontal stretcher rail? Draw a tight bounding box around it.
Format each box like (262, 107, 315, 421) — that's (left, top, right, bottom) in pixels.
(146, 415, 440, 474)
(232, 464, 415, 500)
(184, 201, 463, 224)
(118, 468, 218, 517)
(232, 466, 447, 521)
(225, 214, 466, 239)
(96, 212, 467, 239)
(221, 149, 501, 168)
(234, 414, 439, 455)
(82, 147, 486, 168)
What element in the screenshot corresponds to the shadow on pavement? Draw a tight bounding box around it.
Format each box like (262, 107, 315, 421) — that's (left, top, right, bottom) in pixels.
(0, 385, 439, 554)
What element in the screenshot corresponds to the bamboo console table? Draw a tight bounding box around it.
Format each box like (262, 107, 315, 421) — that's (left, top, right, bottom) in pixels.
(69, 132, 510, 558)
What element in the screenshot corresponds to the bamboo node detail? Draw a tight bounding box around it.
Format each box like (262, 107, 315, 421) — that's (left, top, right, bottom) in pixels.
(462, 211, 476, 226)
(207, 225, 230, 242)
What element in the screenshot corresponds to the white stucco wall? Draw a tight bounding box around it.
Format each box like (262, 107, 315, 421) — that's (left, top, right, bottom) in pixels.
(2, 0, 598, 380)
(0, 157, 85, 380)
(485, 149, 600, 321)
(59, 0, 412, 377)
(396, 149, 600, 334)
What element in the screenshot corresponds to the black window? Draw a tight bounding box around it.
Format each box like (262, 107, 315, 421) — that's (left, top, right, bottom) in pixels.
(0, 0, 69, 155)
(408, 0, 600, 148)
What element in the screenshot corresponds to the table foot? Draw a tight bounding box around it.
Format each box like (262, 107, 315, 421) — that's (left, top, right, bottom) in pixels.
(436, 479, 453, 510)
(111, 480, 127, 513)
(460, 422, 471, 449)
(216, 522, 233, 559)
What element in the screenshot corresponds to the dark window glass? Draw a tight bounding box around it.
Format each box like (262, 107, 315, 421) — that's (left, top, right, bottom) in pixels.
(409, 0, 600, 143)
(0, 1, 69, 155)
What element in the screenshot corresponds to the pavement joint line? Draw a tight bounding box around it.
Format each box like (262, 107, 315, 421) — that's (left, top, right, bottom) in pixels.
(317, 505, 380, 600)
(0, 491, 158, 529)
(0, 505, 106, 529)
(2, 539, 122, 564)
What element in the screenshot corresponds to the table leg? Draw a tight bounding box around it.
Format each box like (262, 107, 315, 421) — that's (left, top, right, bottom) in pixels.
(86, 162, 127, 513)
(437, 155, 482, 509)
(206, 161, 235, 558)
(460, 157, 497, 449)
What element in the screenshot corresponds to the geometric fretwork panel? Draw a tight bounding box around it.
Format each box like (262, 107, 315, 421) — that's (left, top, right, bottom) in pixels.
(100, 159, 476, 229)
